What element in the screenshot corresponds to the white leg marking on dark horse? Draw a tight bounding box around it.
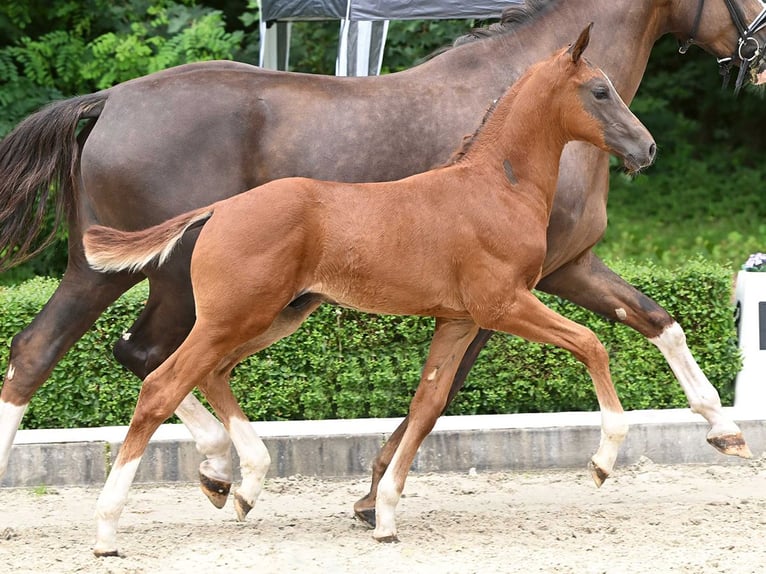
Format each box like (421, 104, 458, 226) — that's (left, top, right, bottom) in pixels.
(614, 308, 627, 321)
(6, 363, 14, 381)
(94, 457, 142, 555)
(0, 399, 27, 478)
(121, 332, 132, 341)
(650, 322, 742, 437)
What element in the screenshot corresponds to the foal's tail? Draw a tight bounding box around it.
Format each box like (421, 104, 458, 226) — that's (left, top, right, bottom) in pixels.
(83, 207, 214, 273)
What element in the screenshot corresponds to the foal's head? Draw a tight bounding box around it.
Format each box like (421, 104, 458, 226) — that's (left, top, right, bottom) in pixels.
(545, 24, 656, 173)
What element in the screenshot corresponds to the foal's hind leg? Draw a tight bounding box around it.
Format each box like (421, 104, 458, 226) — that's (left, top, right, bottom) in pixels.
(95, 325, 235, 556)
(354, 329, 494, 528)
(197, 293, 324, 519)
(537, 251, 750, 458)
(373, 318, 479, 542)
(113, 270, 235, 508)
(479, 289, 628, 487)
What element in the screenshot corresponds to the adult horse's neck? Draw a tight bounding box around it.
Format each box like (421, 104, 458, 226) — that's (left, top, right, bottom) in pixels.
(422, 0, 665, 105)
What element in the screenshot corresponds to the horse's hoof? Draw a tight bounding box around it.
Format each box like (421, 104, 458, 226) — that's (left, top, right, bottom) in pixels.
(588, 459, 609, 488)
(93, 548, 120, 558)
(354, 508, 376, 529)
(707, 433, 752, 459)
(373, 533, 400, 543)
(234, 491, 254, 522)
(199, 471, 232, 509)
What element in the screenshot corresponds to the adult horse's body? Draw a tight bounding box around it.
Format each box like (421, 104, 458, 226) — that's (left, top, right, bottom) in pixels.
(0, 0, 764, 515)
(83, 27, 655, 554)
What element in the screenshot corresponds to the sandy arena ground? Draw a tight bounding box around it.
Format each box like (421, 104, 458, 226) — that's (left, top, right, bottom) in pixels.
(1, 456, 765, 574)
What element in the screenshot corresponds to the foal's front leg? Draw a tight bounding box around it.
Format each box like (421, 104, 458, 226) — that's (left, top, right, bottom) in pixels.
(537, 251, 750, 458)
(372, 318, 479, 542)
(478, 289, 629, 486)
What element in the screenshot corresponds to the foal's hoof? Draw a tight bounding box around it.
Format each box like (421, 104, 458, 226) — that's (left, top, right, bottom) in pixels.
(588, 459, 609, 488)
(234, 491, 254, 522)
(354, 508, 376, 529)
(373, 533, 400, 544)
(707, 433, 753, 459)
(199, 471, 232, 509)
(93, 548, 120, 558)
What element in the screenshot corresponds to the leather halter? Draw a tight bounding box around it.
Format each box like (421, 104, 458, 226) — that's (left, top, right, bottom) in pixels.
(679, 0, 766, 93)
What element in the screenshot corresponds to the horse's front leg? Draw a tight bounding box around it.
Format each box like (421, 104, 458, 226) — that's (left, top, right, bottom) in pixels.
(536, 250, 751, 458)
(478, 288, 629, 486)
(354, 328, 494, 528)
(373, 318, 479, 542)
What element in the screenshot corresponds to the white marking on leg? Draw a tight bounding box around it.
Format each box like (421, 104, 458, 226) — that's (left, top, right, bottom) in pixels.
(373, 451, 403, 540)
(591, 407, 628, 477)
(121, 332, 132, 341)
(427, 368, 438, 381)
(0, 400, 28, 479)
(614, 308, 627, 321)
(228, 417, 271, 508)
(650, 322, 741, 437)
(94, 457, 141, 555)
(6, 363, 15, 381)
(175, 394, 232, 481)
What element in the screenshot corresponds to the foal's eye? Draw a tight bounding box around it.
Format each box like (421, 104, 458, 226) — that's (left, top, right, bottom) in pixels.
(593, 86, 610, 100)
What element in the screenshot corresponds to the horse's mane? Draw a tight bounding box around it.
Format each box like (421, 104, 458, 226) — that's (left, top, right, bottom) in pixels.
(424, 0, 557, 61)
(453, 0, 555, 47)
(445, 70, 534, 166)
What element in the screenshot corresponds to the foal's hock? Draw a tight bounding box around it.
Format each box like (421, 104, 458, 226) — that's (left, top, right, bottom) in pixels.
(84, 26, 655, 555)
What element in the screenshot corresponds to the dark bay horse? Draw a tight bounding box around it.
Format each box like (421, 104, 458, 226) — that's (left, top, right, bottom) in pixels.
(83, 27, 656, 553)
(1, 0, 765, 519)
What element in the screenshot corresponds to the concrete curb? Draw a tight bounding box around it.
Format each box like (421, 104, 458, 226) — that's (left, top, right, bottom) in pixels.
(2, 408, 764, 488)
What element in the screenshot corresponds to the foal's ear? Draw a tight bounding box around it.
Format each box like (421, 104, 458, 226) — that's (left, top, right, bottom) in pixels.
(568, 23, 593, 64)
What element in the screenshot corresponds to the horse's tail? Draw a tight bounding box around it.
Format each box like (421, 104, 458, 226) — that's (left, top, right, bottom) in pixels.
(0, 92, 108, 271)
(83, 207, 214, 273)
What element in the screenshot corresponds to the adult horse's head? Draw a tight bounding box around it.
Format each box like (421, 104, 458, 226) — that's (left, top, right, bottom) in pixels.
(548, 24, 656, 173)
(673, 0, 766, 92)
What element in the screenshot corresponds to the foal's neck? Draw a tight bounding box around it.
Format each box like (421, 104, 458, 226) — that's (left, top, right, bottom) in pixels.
(461, 68, 572, 211)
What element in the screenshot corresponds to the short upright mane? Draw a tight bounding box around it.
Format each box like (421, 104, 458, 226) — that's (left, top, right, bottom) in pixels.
(452, 0, 559, 48)
(445, 70, 535, 165)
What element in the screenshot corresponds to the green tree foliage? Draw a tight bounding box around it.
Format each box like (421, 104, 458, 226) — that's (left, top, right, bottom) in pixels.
(1, 3, 766, 280)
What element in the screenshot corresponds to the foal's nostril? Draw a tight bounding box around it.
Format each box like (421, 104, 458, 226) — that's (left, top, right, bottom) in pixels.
(648, 143, 657, 161)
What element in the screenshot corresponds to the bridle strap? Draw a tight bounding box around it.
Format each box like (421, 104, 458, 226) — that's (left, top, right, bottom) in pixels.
(679, 0, 707, 54)
(679, 0, 766, 93)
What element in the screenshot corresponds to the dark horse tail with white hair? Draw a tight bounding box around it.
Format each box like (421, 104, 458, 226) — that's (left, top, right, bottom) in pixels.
(83, 207, 214, 273)
(0, 92, 107, 271)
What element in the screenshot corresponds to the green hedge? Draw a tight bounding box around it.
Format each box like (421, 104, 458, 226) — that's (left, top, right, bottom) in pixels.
(0, 259, 741, 429)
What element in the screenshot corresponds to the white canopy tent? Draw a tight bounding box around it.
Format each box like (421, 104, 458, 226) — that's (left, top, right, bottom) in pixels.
(258, 0, 522, 76)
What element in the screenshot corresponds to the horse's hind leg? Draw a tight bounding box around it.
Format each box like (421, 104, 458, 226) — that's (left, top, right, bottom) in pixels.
(354, 328, 494, 528)
(111, 270, 235, 508)
(195, 293, 324, 519)
(537, 251, 750, 458)
(373, 318, 479, 542)
(0, 264, 139, 480)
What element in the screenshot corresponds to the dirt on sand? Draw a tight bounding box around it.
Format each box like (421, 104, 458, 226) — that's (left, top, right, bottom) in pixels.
(1, 457, 765, 574)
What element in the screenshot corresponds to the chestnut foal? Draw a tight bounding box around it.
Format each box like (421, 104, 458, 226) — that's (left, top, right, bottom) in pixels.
(84, 26, 655, 555)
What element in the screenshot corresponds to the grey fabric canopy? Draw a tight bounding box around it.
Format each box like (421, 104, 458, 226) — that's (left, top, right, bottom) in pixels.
(258, 0, 522, 76)
(261, 0, 521, 22)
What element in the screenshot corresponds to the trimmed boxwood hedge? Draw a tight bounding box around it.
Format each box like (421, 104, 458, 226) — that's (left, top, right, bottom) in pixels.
(0, 258, 740, 429)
